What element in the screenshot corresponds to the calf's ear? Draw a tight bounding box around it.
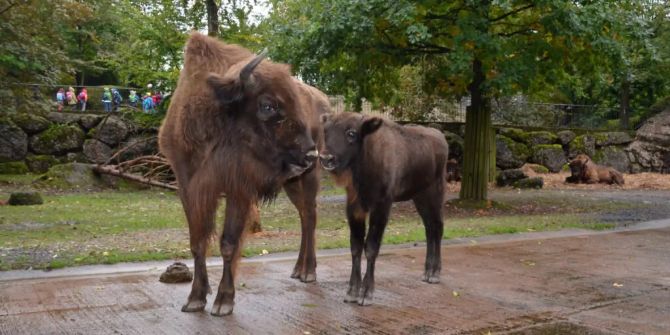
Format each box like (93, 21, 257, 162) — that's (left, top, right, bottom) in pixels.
(320, 114, 330, 124)
(207, 73, 244, 105)
(360, 117, 383, 138)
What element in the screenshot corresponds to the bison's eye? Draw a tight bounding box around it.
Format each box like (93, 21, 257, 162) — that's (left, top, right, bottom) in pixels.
(258, 102, 283, 122)
(346, 129, 357, 143)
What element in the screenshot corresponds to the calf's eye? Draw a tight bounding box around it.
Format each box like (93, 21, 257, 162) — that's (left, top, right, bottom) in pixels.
(346, 129, 357, 142)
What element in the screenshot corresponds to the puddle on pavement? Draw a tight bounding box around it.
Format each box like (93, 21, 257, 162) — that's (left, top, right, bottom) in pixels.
(508, 322, 613, 335)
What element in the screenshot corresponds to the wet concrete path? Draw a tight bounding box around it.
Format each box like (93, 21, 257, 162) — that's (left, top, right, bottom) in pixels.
(1, 223, 669, 335)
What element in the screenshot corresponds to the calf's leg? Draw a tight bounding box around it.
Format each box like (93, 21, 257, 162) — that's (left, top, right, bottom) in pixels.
(211, 198, 250, 316)
(359, 201, 391, 306)
(344, 197, 367, 303)
(284, 167, 320, 282)
(413, 184, 445, 284)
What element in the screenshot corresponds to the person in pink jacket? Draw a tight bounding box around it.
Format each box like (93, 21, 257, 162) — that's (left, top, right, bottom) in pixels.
(77, 88, 88, 112)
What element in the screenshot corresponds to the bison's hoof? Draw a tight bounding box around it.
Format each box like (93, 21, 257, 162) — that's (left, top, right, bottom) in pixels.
(211, 302, 234, 316)
(422, 273, 441, 284)
(301, 273, 317, 283)
(357, 296, 373, 306)
(344, 293, 358, 303)
(181, 300, 206, 312)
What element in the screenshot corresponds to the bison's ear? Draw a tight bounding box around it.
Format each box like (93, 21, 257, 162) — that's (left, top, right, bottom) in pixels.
(206, 73, 244, 105)
(360, 117, 383, 138)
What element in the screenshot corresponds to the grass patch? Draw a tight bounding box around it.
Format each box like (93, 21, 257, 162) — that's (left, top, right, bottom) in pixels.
(0, 185, 629, 271)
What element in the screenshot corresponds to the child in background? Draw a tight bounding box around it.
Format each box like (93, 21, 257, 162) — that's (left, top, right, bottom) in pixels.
(142, 93, 154, 114)
(102, 87, 112, 113)
(66, 87, 77, 111)
(56, 88, 65, 112)
(128, 90, 139, 108)
(78, 88, 88, 112)
(112, 88, 123, 112)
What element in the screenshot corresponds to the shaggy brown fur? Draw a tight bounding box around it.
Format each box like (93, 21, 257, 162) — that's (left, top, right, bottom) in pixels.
(320, 112, 449, 306)
(159, 33, 327, 316)
(565, 154, 625, 185)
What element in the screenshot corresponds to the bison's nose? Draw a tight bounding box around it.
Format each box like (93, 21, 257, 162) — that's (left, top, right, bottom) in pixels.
(305, 148, 319, 164)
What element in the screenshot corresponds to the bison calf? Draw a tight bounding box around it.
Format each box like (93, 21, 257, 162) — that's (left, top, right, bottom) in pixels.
(320, 112, 449, 306)
(565, 154, 624, 185)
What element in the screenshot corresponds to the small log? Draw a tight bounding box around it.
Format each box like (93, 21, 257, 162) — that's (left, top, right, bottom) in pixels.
(93, 165, 178, 191)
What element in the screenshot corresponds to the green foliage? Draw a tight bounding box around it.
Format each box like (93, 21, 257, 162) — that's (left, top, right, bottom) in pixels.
(0, 162, 29, 175)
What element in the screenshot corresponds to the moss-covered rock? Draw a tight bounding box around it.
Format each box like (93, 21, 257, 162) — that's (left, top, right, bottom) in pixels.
(83, 139, 113, 164)
(498, 128, 529, 143)
(496, 169, 528, 187)
(513, 177, 544, 189)
(0, 161, 29, 174)
(594, 132, 633, 147)
(556, 130, 576, 145)
(531, 144, 567, 173)
(11, 113, 52, 134)
(78, 114, 103, 130)
(8, 192, 43, 205)
(0, 117, 28, 162)
(594, 146, 630, 173)
(46, 112, 82, 125)
(119, 135, 159, 162)
(525, 131, 558, 146)
(444, 131, 464, 161)
(34, 163, 101, 189)
(92, 116, 130, 146)
(29, 124, 85, 155)
(25, 155, 58, 174)
(496, 135, 530, 169)
(569, 134, 596, 158)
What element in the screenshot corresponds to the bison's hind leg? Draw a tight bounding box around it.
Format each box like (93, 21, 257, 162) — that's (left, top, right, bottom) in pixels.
(413, 184, 444, 284)
(284, 167, 320, 283)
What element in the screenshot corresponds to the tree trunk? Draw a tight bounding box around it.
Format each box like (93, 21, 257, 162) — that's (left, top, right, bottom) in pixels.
(488, 130, 496, 183)
(459, 58, 492, 201)
(206, 0, 220, 37)
(619, 76, 630, 130)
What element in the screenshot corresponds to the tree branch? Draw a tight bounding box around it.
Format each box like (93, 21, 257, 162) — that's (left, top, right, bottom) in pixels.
(498, 28, 534, 38)
(0, 0, 21, 16)
(489, 4, 534, 23)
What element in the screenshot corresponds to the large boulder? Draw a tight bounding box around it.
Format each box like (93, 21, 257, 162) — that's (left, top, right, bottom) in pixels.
(29, 124, 85, 155)
(78, 114, 104, 130)
(11, 113, 52, 134)
(25, 155, 58, 174)
(498, 127, 529, 143)
(0, 118, 28, 162)
(568, 134, 596, 158)
(595, 132, 633, 147)
(8, 192, 43, 206)
(0, 161, 29, 174)
(496, 169, 528, 187)
(118, 136, 159, 162)
(34, 163, 101, 189)
(525, 131, 558, 146)
(496, 135, 530, 169)
(636, 109, 670, 146)
(92, 116, 129, 146)
(444, 131, 464, 161)
(83, 139, 113, 164)
(556, 130, 576, 145)
(594, 146, 630, 173)
(531, 144, 567, 173)
(626, 140, 667, 171)
(46, 112, 81, 125)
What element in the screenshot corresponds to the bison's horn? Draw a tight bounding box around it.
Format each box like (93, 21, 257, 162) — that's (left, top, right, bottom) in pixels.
(240, 48, 268, 85)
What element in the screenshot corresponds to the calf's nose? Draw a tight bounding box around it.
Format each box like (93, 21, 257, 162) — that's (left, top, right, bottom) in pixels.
(305, 147, 319, 164)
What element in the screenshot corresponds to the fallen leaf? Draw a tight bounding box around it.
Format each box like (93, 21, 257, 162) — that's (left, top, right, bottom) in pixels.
(452, 290, 460, 297)
(261, 249, 269, 255)
(613, 282, 623, 288)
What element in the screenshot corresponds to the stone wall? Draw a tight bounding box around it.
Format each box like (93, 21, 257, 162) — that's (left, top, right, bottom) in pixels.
(0, 111, 157, 174)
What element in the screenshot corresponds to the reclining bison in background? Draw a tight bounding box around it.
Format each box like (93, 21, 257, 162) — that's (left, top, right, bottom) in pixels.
(159, 33, 328, 316)
(319, 112, 449, 306)
(565, 154, 625, 185)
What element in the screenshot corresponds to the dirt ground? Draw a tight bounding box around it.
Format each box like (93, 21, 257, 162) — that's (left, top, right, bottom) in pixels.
(1, 221, 669, 335)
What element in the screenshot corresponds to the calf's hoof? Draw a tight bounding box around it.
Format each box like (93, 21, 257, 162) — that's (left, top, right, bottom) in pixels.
(357, 296, 373, 306)
(344, 293, 358, 303)
(211, 302, 234, 316)
(422, 272, 441, 284)
(181, 299, 206, 312)
(301, 273, 316, 283)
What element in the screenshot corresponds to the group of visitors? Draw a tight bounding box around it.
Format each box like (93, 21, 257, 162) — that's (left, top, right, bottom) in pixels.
(56, 87, 88, 112)
(55, 86, 163, 114)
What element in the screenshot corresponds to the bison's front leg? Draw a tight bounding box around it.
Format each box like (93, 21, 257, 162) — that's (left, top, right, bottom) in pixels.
(211, 198, 250, 316)
(359, 201, 391, 306)
(284, 168, 319, 282)
(344, 197, 367, 303)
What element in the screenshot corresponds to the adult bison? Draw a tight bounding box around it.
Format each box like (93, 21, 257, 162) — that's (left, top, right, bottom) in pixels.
(565, 154, 625, 185)
(319, 112, 449, 306)
(159, 33, 327, 316)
